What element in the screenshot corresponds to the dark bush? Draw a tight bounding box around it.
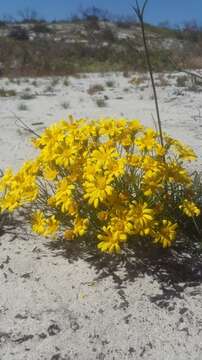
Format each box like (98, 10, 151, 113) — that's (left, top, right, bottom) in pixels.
(9, 27, 29, 41)
(84, 18, 100, 31)
(81, 6, 109, 22)
(0, 20, 6, 28)
(32, 23, 52, 34)
(100, 27, 115, 42)
(116, 21, 132, 29)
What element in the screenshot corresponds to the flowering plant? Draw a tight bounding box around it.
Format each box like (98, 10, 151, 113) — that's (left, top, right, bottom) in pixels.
(0, 117, 201, 253)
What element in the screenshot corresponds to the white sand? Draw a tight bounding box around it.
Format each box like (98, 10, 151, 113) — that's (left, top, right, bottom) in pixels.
(0, 72, 202, 360)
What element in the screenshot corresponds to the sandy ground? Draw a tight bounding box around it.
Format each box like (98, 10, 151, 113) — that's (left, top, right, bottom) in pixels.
(0, 72, 202, 360)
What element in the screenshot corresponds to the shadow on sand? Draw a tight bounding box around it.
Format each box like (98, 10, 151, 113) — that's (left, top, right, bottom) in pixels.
(45, 234, 202, 307)
(1, 212, 201, 307)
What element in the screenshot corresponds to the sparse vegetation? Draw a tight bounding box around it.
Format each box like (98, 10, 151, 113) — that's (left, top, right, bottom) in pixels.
(20, 93, 35, 100)
(123, 71, 130, 78)
(0, 20, 6, 28)
(44, 85, 54, 93)
(95, 98, 107, 107)
(63, 78, 69, 87)
(8, 26, 29, 41)
(116, 19, 133, 29)
(176, 75, 188, 87)
(10, 78, 21, 85)
(106, 80, 115, 88)
(187, 83, 202, 92)
(0, 88, 16, 97)
(0, 15, 200, 77)
(99, 27, 115, 43)
(0, 8, 201, 77)
(50, 78, 60, 87)
(130, 76, 143, 86)
(31, 23, 52, 34)
(32, 80, 38, 87)
(157, 74, 169, 87)
(88, 84, 104, 95)
(61, 101, 70, 109)
(18, 103, 28, 111)
(130, 75, 148, 86)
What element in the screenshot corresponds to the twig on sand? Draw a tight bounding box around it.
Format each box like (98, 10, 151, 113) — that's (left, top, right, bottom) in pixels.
(11, 111, 40, 138)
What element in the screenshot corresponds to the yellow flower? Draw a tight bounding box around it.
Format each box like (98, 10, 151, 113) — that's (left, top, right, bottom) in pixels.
(63, 199, 78, 216)
(33, 122, 65, 149)
(99, 118, 126, 138)
(0, 168, 14, 191)
(32, 210, 46, 235)
(174, 140, 197, 161)
(32, 212, 59, 237)
(127, 154, 142, 167)
(0, 116, 200, 254)
(164, 134, 176, 148)
(90, 143, 118, 169)
(97, 211, 134, 253)
(135, 129, 157, 151)
(142, 169, 164, 197)
(0, 190, 21, 212)
(165, 162, 191, 185)
(97, 225, 127, 253)
(21, 181, 38, 203)
(179, 199, 200, 217)
(64, 229, 75, 241)
(128, 119, 143, 133)
(83, 162, 101, 180)
(105, 158, 126, 178)
(155, 144, 166, 157)
(55, 143, 79, 168)
(98, 118, 116, 137)
(20, 160, 40, 176)
(48, 178, 76, 214)
(43, 165, 58, 181)
(73, 217, 89, 237)
(152, 220, 177, 248)
(97, 211, 109, 221)
(128, 202, 154, 231)
(44, 215, 59, 237)
(120, 134, 133, 148)
(0, 169, 38, 211)
(141, 156, 159, 172)
(83, 174, 114, 208)
(54, 178, 75, 210)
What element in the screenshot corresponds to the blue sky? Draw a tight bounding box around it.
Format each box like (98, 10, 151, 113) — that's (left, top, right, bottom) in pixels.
(0, 0, 202, 26)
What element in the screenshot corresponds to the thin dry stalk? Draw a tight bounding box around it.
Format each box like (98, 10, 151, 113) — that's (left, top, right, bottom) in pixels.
(133, 0, 164, 146)
(11, 111, 40, 138)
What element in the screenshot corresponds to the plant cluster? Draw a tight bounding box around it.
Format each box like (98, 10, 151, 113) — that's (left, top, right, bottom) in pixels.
(0, 117, 201, 253)
(0, 28, 174, 77)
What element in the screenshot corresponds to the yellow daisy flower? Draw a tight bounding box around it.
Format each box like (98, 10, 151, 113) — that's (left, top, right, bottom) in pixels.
(179, 199, 200, 217)
(83, 174, 114, 208)
(152, 220, 177, 248)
